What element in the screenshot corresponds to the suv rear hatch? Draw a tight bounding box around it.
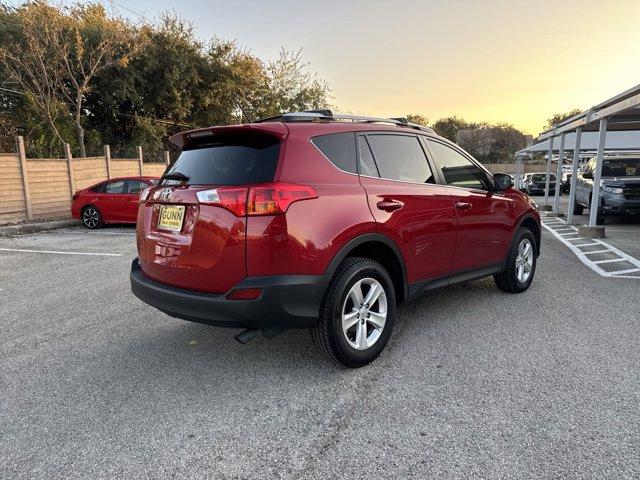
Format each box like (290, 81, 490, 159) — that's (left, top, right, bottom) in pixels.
(137, 126, 286, 293)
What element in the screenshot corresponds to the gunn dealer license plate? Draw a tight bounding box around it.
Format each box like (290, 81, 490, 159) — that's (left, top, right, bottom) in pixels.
(158, 205, 185, 232)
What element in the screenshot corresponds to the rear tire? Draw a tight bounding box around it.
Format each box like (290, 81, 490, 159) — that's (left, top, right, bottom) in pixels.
(494, 227, 537, 293)
(596, 214, 606, 226)
(311, 257, 396, 368)
(81, 205, 103, 229)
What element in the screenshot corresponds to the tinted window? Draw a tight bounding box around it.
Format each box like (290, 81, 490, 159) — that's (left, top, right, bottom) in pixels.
(105, 180, 125, 194)
(92, 183, 106, 193)
(367, 135, 434, 183)
(127, 180, 146, 194)
(602, 158, 640, 177)
(358, 136, 379, 177)
(164, 133, 280, 186)
(312, 132, 357, 173)
(428, 141, 491, 190)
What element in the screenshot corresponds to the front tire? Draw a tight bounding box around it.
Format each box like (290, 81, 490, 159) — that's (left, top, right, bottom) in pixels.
(494, 227, 537, 293)
(312, 257, 396, 368)
(81, 205, 103, 229)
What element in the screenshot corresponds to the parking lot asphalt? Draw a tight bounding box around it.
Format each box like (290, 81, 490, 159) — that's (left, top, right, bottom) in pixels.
(1, 224, 639, 479)
(531, 194, 640, 259)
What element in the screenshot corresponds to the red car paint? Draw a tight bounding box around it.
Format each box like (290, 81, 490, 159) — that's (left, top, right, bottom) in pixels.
(134, 121, 539, 300)
(72, 177, 159, 225)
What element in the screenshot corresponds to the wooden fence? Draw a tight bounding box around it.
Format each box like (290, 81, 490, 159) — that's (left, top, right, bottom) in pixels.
(0, 137, 169, 225)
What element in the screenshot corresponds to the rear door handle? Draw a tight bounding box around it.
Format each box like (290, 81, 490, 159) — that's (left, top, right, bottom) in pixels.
(455, 201, 472, 211)
(376, 199, 404, 212)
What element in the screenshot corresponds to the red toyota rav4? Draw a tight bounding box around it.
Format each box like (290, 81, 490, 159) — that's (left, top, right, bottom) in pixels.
(130, 111, 540, 367)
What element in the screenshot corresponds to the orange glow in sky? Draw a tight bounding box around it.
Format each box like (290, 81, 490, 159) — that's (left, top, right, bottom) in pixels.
(111, 0, 640, 135)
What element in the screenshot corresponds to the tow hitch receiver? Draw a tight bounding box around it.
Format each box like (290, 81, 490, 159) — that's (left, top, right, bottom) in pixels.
(234, 328, 286, 344)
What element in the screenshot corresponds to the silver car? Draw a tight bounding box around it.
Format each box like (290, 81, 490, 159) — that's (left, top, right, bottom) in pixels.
(574, 156, 640, 224)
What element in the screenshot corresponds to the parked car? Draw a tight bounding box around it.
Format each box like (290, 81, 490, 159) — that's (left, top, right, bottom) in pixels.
(573, 156, 640, 224)
(130, 111, 541, 368)
(72, 177, 159, 229)
(526, 173, 556, 196)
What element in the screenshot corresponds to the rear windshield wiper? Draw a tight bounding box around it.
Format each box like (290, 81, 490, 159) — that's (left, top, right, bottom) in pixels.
(161, 171, 190, 182)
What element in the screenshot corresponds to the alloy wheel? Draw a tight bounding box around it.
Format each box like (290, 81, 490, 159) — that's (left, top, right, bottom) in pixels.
(341, 277, 387, 350)
(515, 238, 534, 283)
(82, 208, 99, 228)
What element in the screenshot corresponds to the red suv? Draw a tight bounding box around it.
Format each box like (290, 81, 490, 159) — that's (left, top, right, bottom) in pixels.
(130, 111, 540, 367)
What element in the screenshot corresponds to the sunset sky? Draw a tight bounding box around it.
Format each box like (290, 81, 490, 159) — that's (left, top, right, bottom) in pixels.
(71, 0, 640, 134)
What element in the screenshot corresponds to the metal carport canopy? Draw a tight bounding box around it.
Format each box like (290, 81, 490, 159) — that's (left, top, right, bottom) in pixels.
(519, 130, 640, 153)
(514, 83, 640, 228)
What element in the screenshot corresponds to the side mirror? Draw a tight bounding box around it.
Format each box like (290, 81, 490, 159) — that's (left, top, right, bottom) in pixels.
(582, 171, 593, 179)
(493, 173, 513, 191)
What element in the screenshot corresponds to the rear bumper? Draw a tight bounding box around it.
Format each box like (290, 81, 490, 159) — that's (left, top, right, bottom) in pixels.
(130, 259, 329, 329)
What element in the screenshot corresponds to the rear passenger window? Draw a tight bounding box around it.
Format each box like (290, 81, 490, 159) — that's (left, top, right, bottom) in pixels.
(105, 180, 125, 194)
(311, 132, 357, 173)
(366, 135, 435, 184)
(427, 140, 491, 191)
(358, 136, 379, 177)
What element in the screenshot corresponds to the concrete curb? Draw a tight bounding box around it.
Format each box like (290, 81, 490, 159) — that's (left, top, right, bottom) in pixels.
(0, 219, 81, 237)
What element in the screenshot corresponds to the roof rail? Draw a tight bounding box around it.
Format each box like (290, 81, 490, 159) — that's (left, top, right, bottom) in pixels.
(254, 110, 434, 134)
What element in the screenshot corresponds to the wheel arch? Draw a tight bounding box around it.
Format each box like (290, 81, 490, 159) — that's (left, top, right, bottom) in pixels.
(325, 233, 408, 304)
(516, 213, 541, 257)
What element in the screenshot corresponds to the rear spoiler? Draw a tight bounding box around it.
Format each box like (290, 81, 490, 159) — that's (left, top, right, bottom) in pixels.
(169, 123, 289, 149)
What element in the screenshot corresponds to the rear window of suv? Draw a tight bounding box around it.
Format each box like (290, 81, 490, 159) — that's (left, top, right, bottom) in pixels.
(163, 133, 280, 186)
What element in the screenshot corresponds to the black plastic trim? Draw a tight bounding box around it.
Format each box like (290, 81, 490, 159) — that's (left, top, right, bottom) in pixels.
(130, 260, 330, 329)
(324, 233, 408, 301)
(407, 262, 505, 300)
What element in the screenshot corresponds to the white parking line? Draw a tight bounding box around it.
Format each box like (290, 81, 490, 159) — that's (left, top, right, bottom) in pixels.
(593, 258, 627, 264)
(542, 217, 640, 279)
(610, 268, 640, 275)
(61, 231, 136, 236)
(0, 248, 123, 257)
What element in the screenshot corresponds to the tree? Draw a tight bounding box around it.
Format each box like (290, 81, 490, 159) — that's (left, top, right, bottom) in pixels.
(432, 116, 479, 142)
(0, 2, 141, 156)
(543, 109, 581, 131)
(258, 48, 330, 118)
(0, 4, 330, 157)
(405, 114, 429, 127)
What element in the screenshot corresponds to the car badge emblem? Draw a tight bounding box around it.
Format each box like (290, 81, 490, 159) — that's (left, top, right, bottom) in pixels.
(161, 188, 171, 201)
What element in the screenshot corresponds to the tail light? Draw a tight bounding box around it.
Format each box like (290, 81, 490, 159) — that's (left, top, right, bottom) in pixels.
(196, 182, 318, 216)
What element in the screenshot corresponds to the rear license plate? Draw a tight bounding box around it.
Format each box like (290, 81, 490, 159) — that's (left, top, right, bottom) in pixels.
(158, 205, 185, 232)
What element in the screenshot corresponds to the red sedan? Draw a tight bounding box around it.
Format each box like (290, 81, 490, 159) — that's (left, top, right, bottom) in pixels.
(72, 177, 159, 229)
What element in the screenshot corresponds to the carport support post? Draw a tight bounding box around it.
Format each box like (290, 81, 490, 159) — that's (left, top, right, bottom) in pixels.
(164, 150, 170, 165)
(104, 145, 112, 179)
(566, 127, 582, 224)
(65, 143, 76, 199)
(552, 133, 566, 213)
(588, 118, 608, 227)
(543, 135, 554, 210)
(17, 136, 32, 221)
(137, 146, 143, 176)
